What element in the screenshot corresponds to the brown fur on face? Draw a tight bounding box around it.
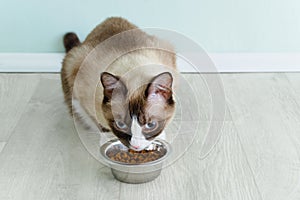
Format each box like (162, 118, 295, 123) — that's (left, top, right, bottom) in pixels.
(100, 72, 175, 146)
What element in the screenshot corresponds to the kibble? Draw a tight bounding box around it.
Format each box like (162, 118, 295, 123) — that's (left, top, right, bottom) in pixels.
(107, 145, 166, 164)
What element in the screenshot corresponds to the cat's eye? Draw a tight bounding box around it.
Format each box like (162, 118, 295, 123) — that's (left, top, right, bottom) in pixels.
(115, 121, 127, 130)
(144, 121, 157, 130)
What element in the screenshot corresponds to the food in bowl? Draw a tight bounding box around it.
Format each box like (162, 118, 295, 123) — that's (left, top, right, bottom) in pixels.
(106, 143, 167, 164)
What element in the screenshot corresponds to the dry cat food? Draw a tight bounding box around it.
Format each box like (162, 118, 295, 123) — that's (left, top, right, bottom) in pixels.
(106, 144, 167, 164)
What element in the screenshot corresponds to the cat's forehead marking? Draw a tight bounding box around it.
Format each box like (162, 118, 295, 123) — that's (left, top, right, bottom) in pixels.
(128, 89, 146, 116)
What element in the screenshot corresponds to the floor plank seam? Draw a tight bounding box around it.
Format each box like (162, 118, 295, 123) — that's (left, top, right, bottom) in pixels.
(118, 181, 122, 200)
(282, 73, 300, 151)
(232, 118, 265, 200)
(225, 93, 265, 200)
(0, 142, 6, 154)
(1, 77, 41, 147)
(284, 73, 300, 117)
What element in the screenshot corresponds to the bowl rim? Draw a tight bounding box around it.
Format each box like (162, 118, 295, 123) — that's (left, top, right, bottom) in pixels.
(99, 139, 171, 167)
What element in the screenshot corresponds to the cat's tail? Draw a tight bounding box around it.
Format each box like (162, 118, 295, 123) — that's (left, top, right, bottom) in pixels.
(63, 32, 80, 53)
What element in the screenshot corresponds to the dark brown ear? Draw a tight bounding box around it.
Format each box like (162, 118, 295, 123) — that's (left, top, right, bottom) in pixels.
(146, 72, 173, 102)
(100, 72, 127, 101)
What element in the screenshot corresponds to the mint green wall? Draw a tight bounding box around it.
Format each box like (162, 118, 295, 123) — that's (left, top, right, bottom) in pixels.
(1, 0, 300, 53)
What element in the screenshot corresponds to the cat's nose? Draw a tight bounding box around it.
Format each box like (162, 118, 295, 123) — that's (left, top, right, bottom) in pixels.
(132, 145, 140, 149)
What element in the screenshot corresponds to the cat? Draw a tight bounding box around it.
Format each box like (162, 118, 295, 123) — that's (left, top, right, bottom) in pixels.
(61, 17, 177, 151)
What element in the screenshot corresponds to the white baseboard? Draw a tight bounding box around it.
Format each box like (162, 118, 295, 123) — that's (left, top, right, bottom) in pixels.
(0, 53, 64, 72)
(209, 53, 300, 73)
(1, 53, 300, 73)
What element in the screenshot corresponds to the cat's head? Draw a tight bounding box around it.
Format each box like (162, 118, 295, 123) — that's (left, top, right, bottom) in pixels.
(100, 72, 175, 151)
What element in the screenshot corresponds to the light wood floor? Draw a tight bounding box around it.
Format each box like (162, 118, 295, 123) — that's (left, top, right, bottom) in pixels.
(0, 73, 300, 200)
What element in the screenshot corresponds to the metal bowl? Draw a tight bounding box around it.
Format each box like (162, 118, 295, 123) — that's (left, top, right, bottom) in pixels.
(100, 139, 171, 184)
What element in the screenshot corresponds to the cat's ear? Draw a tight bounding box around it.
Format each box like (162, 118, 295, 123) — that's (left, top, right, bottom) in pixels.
(146, 72, 173, 102)
(100, 72, 126, 100)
